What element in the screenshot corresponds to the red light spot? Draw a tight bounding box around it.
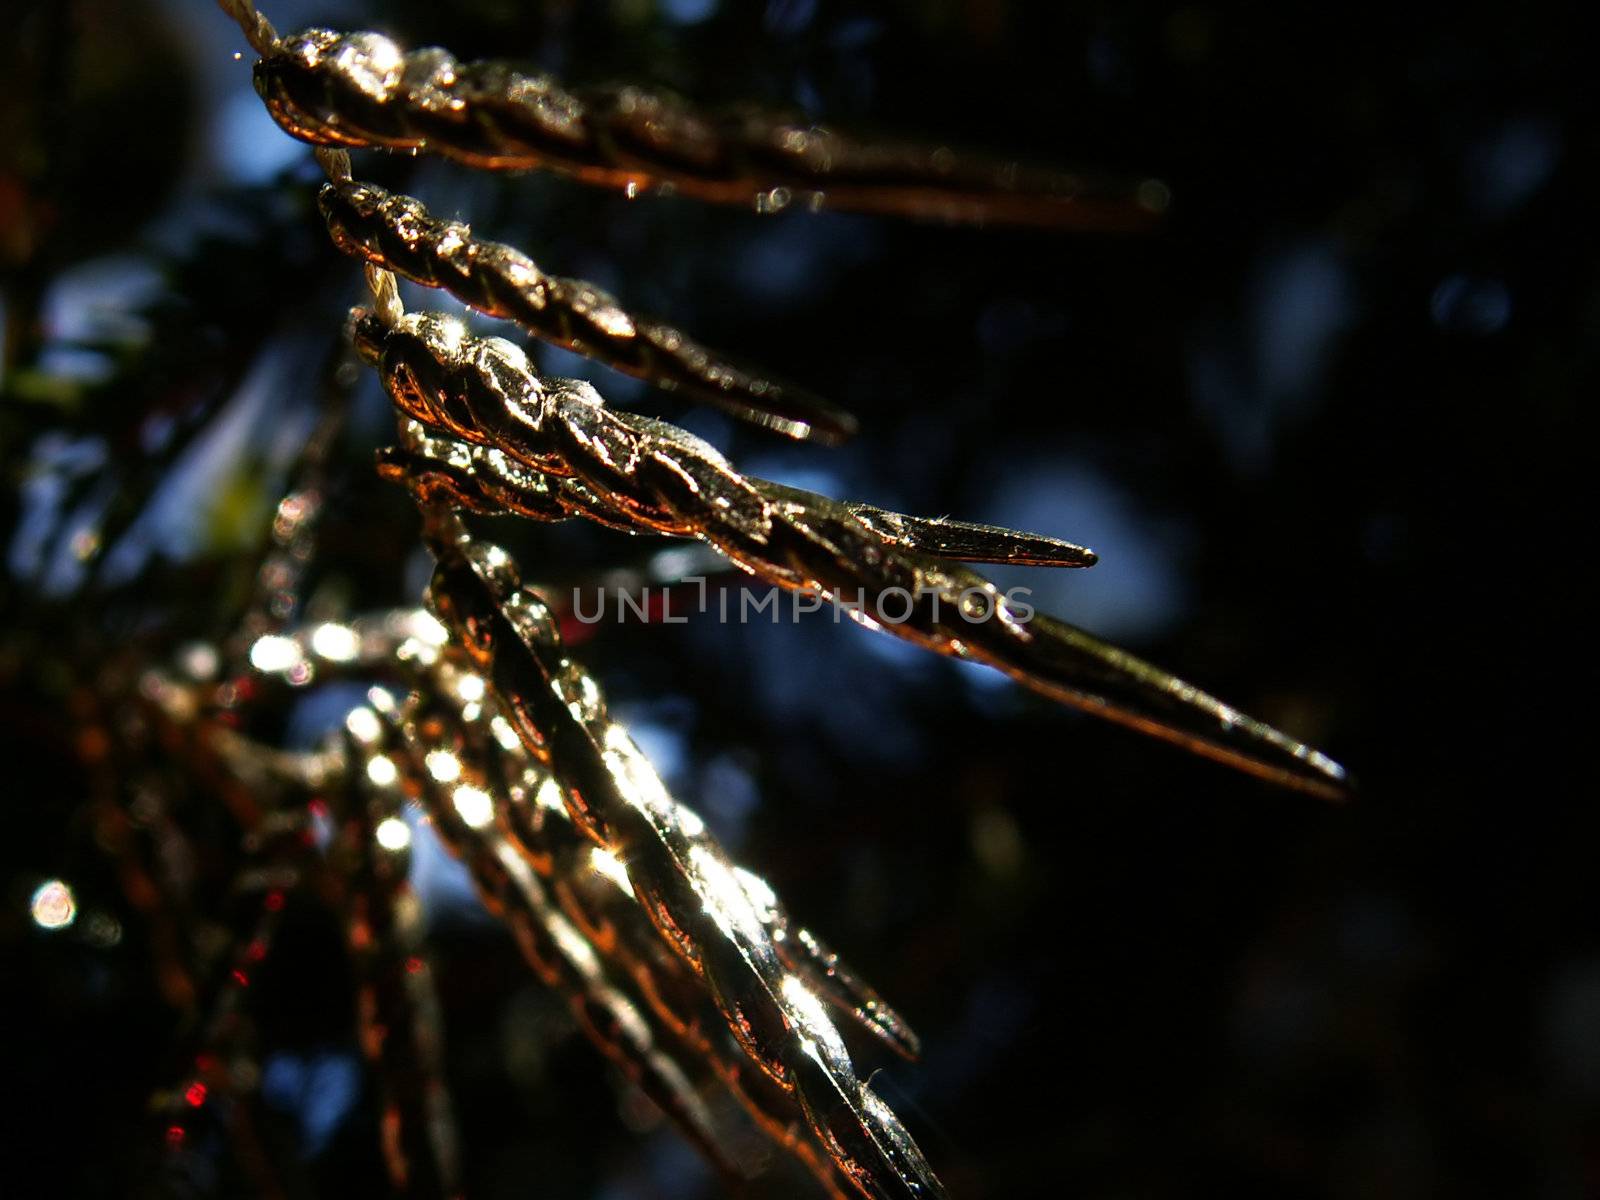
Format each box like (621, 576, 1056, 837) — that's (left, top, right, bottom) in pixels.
(165, 1125, 185, 1148)
(185, 1082, 207, 1108)
(405, 956, 424, 975)
(557, 609, 596, 646)
(264, 890, 285, 912)
(231, 968, 249, 987)
(246, 938, 267, 962)
(308, 799, 330, 820)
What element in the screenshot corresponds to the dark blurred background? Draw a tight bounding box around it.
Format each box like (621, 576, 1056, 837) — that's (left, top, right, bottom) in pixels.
(1, 1, 1592, 1197)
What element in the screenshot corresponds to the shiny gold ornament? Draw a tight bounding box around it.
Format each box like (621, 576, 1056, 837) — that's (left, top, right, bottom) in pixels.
(169, 2, 1357, 1193)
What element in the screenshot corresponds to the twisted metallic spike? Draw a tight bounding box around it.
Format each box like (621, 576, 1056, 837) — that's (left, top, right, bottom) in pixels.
(319, 180, 856, 444)
(358, 310, 1350, 800)
(419, 512, 947, 1199)
(419, 643, 922, 1062)
(253, 28, 1163, 231)
(413, 651, 857, 1197)
(375, 418, 1097, 569)
(349, 682, 746, 1186)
